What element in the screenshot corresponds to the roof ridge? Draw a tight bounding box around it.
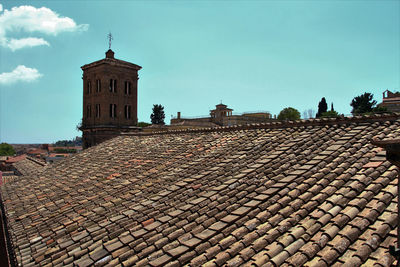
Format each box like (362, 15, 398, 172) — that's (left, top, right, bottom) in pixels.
(123, 112, 400, 136)
(25, 156, 46, 167)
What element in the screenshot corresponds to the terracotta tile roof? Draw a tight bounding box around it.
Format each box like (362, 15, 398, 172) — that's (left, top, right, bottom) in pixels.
(1, 175, 19, 184)
(5, 154, 26, 163)
(12, 156, 46, 176)
(48, 146, 82, 152)
(0, 156, 46, 186)
(27, 148, 47, 155)
(1, 113, 400, 266)
(48, 153, 70, 158)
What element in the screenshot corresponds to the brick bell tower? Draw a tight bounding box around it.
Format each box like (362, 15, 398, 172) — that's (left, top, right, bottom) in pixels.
(80, 34, 142, 148)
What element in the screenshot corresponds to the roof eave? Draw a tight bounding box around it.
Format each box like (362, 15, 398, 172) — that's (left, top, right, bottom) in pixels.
(81, 59, 142, 71)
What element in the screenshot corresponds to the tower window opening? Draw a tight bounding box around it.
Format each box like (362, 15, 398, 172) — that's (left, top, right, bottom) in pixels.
(86, 104, 91, 118)
(125, 105, 131, 119)
(110, 104, 117, 118)
(109, 79, 117, 93)
(96, 79, 101, 92)
(125, 81, 131, 95)
(95, 104, 101, 118)
(87, 81, 91, 94)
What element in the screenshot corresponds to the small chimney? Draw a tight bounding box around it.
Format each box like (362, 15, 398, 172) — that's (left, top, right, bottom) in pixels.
(177, 112, 181, 119)
(106, 49, 115, 59)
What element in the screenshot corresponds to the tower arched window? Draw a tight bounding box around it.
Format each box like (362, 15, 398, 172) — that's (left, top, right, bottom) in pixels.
(125, 105, 131, 119)
(109, 79, 117, 93)
(125, 81, 131, 95)
(95, 104, 101, 118)
(86, 105, 91, 118)
(87, 81, 91, 94)
(96, 79, 101, 92)
(110, 104, 117, 118)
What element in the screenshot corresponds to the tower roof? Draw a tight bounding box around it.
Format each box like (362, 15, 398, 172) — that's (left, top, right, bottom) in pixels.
(211, 103, 233, 112)
(81, 50, 142, 71)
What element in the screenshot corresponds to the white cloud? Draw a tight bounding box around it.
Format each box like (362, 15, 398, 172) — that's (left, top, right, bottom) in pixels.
(0, 5, 88, 51)
(0, 65, 43, 85)
(7, 37, 50, 51)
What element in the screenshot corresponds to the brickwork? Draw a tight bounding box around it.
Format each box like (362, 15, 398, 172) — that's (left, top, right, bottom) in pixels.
(172, 104, 272, 127)
(379, 90, 400, 112)
(80, 49, 141, 148)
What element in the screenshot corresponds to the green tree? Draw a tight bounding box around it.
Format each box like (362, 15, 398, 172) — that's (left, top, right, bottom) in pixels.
(321, 110, 340, 118)
(54, 137, 82, 147)
(277, 107, 301, 120)
(350, 92, 377, 114)
(372, 106, 388, 113)
(137, 121, 151, 127)
(0, 143, 16, 156)
(316, 97, 328, 118)
(150, 104, 165, 125)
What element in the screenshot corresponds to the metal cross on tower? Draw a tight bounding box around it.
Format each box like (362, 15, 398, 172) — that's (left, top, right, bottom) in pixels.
(107, 32, 113, 49)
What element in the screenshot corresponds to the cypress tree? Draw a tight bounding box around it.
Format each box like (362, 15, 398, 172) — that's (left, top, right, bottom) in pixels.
(316, 97, 328, 117)
(150, 104, 166, 124)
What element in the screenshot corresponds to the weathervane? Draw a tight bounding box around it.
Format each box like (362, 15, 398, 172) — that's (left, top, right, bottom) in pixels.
(107, 32, 113, 49)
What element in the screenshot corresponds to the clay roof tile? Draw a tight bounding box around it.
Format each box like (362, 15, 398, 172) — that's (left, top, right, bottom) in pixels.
(1, 114, 400, 266)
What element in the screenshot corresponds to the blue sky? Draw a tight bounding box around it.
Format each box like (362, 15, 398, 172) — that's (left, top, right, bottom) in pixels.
(0, 1, 399, 144)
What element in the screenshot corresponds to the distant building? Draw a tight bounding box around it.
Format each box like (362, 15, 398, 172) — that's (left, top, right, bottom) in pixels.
(210, 103, 233, 125)
(171, 103, 272, 126)
(46, 153, 71, 163)
(27, 148, 47, 158)
(14, 145, 81, 163)
(378, 90, 400, 112)
(0, 154, 46, 183)
(0, 156, 10, 172)
(1, 154, 27, 174)
(80, 49, 142, 148)
(48, 146, 82, 153)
